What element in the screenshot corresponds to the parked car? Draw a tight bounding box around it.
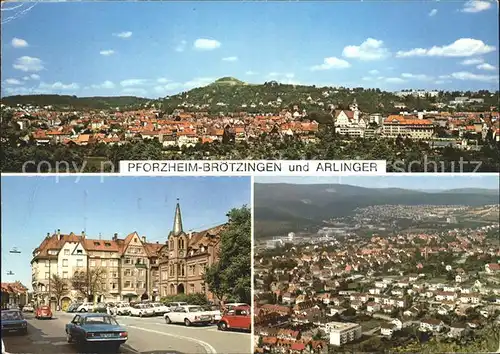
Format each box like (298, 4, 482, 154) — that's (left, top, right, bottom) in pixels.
(35, 305, 53, 320)
(93, 303, 107, 313)
(114, 303, 132, 316)
(66, 303, 82, 313)
(165, 302, 188, 309)
(151, 303, 169, 316)
(201, 305, 222, 322)
(76, 302, 94, 312)
(22, 304, 34, 313)
(1, 310, 28, 334)
(129, 303, 155, 317)
(164, 305, 214, 326)
(65, 313, 127, 353)
(223, 303, 249, 313)
(218, 305, 251, 332)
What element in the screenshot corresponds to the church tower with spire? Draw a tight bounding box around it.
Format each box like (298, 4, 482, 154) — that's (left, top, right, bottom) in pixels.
(167, 199, 187, 294)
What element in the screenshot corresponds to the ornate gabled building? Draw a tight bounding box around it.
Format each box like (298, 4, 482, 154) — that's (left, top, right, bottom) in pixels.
(158, 201, 226, 302)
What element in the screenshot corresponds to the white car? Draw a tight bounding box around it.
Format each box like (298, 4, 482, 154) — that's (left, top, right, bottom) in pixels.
(22, 305, 34, 312)
(224, 303, 248, 312)
(151, 303, 169, 316)
(201, 305, 222, 322)
(76, 302, 94, 312)
(115, 303, 132, 315)
(129, 303, 155, 317)
(164, 305, 214, 326)
(165, 302, 188, 310)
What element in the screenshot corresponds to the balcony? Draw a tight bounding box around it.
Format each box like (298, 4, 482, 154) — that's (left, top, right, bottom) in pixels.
(134, 263, 147, 269)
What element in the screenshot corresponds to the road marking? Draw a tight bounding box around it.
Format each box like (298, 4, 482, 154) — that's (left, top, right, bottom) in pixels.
(53, 341, 68, 346)
(126, 325, 217, 354)
(32, 340, 51, 344)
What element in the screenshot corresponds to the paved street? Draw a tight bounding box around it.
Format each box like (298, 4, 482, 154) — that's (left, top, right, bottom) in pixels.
(3, 313, 252, 354)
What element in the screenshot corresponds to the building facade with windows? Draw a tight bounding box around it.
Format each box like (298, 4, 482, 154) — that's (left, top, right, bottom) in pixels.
(30, 201, 221, 308)
(158, 202, 226, 302)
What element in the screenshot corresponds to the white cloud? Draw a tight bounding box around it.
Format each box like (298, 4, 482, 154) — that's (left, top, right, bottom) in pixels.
(157, 78, 170, 84)
(342, 38, 389, 61)
(311, 57, 351, 70)
(91, 80, 115, 89)
(222, 56, 238, 62)
(429, 9, 438, 16)
(193, 38, 221, 50)
(122, 88, 147, 96)
(39, 81, 80, 90)
(13, 56, 44, 72)
(175, 40, 187, 52)
(461, 0, 492, 13)
(477, 63, 496, 71)
(120, 79, 148, 87)
(285, 73, 295, 78)
(154, 83, 183, 94)
(368, 69, 379, 75)
(4, 78, 23, 85)
(113, 31, 132, 39)
(450, 71, 499, 82)
(100, 50, 115, 56)
(396, 38, 496, 57)
(11, 37, 28, 48)
(385, 77, 406, 83)
(23, 74, 40, 81)
(245, 71, 257, 75)
(183, 77, 214, 88)
(401, 73, 433, 81)
(461, 57, 484, 65)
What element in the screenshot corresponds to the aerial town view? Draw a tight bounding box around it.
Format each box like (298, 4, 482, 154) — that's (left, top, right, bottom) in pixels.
(1, 1, 499, 172)
(253, 176, 500, 353)
(1, 176, 252, 354)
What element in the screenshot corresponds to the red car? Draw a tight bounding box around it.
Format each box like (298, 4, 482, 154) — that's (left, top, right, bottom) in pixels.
(217, 305, 251, 332)
(35, 305, 53, 319)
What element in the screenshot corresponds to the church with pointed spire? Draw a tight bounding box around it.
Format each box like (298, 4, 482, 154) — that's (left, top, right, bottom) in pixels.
(158, 200, 227, 301)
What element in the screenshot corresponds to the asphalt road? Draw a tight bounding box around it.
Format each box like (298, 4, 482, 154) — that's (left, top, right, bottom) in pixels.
(2, 312, 252, 354)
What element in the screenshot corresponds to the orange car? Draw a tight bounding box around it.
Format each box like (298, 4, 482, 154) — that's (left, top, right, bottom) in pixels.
(217, 305, 251, 332)
(35, 305, 53, 319)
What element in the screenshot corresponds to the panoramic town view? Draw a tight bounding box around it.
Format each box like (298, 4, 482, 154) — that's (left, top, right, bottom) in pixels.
(253, 176, 500, 353)
(1, 176, 252, 354)
(1, 1, 499, 172)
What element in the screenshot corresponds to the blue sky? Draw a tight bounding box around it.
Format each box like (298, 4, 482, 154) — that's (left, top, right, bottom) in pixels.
(256, 175, 500, 190)
(1, 1, 499, 98)
(0, 176, 250, 289)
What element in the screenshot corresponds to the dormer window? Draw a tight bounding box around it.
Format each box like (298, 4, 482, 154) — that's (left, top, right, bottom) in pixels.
(94, 241, 100, 246)
(201, 246, 205, 253)
(105, 242, 111, 247)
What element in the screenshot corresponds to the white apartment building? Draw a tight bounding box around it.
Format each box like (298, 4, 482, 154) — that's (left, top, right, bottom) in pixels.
(328, 322, 362, 346)
(383, 115, 434, 140)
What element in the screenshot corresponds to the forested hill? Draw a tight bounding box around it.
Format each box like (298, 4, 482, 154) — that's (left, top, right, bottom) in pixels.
(2, 78, 498, 114)
(254, 183, 500, 237)
(0, 95, 152, 110)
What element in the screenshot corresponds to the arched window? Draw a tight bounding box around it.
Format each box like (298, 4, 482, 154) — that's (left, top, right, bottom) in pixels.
(169, 239, 174, 249)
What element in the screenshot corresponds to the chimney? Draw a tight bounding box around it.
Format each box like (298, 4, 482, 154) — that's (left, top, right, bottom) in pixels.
(112, 233, 118, 241)
(46, 232, 50, 239)
(156, 241, 159, 244)
(57, 229, 62, 240)
(141, 236, 146, 243)
(81, 231, 85, 239)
